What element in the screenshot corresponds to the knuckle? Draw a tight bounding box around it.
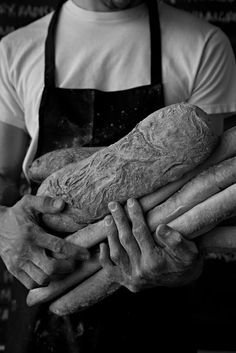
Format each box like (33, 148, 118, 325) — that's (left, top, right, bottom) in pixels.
(65, 244, 76, 258)
(110, 250, 121, 264)
(53, 239, 63, 254)
(133, 222, 146, 234)
(119, 230, 134, 248)
(119, 232, 131, 246)
(143, 257, 158, 273)
(27, 281, 37, 290)
(45, 260, 57, 276)
(37, 275, 49, 286)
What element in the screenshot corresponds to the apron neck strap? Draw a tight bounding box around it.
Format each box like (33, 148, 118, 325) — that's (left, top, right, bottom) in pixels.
(44, 0, 163, 88)
(44, 0, 67, 87)
(147, 0, 162, 85)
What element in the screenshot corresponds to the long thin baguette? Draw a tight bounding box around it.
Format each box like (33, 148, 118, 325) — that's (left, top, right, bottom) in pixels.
(27, 252, 101, 306)
(147, 157, 236, 230)
(31, 181, 236, 309)
(49, 184, 236, 316)
(168, 183, 236, 238)
(27, 127, 236, 306)
(50, 269, 120, 316)
(49, 226, 236, 316)
(28, 155, 236, 306)
(27, 219, 120, 306)
(197, 226, 236, 261)
(67, 127, 236, 248)
(50, 228, 236, 317)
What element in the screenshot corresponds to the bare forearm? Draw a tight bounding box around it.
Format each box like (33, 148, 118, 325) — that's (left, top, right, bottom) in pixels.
(0, 175, 20, 206)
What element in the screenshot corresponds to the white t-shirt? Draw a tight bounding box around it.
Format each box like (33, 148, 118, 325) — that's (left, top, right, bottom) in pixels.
(0, 0, 236, 176)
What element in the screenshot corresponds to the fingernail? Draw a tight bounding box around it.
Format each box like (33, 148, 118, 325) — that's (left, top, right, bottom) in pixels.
(53, 198, 64, 209)
(105, 216, 113, 226)
(127, 198, 134, 208)
(157, 224, 170, 237)
(108, 202, 117, 212)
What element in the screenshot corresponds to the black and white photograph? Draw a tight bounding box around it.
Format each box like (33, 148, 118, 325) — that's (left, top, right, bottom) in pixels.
(0, 0, 236, 352)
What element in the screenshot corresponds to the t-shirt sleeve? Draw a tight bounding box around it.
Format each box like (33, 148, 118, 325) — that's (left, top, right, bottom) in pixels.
(0, 40, 26, 131)
(187, 28, 236, 115)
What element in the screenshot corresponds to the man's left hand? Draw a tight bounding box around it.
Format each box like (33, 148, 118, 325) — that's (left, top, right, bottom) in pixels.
(99, 199, 202, 292)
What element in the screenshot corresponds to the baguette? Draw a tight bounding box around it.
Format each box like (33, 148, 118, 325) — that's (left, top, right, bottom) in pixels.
(50, 227, 236, 317)
(168, 183, 236, 238)
(28, 176, 236, 307)
(50, 269, 120, 316)
(38, 103, 217, 233)
(197, 226, 236, 261)
(27, 251, 101, 306)
(27, 140, 236, 306)
(67, 127, 236, 249)
(49, 183, 236, 316)
(147, 156, 236, 230)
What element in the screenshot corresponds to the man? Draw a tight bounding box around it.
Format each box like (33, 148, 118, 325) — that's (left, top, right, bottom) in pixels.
(0, 0, 236, 352)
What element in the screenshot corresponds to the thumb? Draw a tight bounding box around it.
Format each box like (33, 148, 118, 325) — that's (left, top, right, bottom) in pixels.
(20, 195, 65, 214)
(155, 224, 198, 265)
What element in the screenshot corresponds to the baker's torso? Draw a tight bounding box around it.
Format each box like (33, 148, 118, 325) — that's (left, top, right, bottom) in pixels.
(1, 0, 231, 174)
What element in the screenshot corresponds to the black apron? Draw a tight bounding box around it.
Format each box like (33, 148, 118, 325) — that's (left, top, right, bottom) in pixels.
(36, 0, 164, 156)
(6, 1, 196, 352)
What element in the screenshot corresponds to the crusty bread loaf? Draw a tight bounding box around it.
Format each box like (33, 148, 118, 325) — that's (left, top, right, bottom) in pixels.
(28, 147, 102, 184)
(38, 103, 218, 232)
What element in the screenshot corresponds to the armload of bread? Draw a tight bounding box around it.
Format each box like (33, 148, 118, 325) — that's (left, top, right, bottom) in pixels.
(26, 103, 236, 316)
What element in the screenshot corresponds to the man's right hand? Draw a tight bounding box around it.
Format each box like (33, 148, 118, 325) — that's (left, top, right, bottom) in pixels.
(0, 195, 90, 289)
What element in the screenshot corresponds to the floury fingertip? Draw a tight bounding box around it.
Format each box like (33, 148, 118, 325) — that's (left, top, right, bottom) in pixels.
(108, 202, 117, 212)
(105, 215, 113, 226)
(127, 198, 135, 207)
(53, 198, 64, 209)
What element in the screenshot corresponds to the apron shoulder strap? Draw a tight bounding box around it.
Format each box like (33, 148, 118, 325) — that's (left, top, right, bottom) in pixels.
(44, 0, 67, 88)
(147, 0, 163, 85)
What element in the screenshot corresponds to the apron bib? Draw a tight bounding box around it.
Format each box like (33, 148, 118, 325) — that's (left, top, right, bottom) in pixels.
(36, 0, 164, 156)
(6, 1, 196, 352)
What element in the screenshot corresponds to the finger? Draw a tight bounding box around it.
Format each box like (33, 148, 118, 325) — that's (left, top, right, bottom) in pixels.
(108, 202, 140, 260)
(105, 215, 128, 266)
(155, 225, 198, 264)
(30, 247, 50, 270)
(99, 243, 113, 268)
(99, 243, 123, 284)
(20, 194, 65, 214)
(21, 261, 49, 286)
(32, 228, 90, 260)
(126, 198, 155, 254)
(45, 258, 75, 276)
(30, 248, 73, 277)
(17, 270, 38, 289)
